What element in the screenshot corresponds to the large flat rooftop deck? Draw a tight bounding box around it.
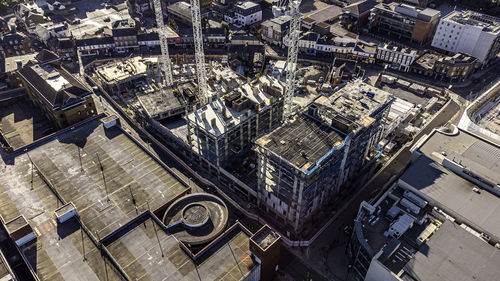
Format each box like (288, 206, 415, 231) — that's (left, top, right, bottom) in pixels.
(0, 115, 188, 280)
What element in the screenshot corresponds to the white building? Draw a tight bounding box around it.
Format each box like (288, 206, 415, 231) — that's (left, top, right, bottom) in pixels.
(377, 43, 417, 72)
(34, 22, 69, 44)
(225, 1, 262, 27)
(431, 10, 500, 64)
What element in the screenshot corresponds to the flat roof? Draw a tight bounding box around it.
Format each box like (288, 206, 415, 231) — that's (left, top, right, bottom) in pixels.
(415, 129, 500, 184)
(0, 115, 188, 280)
(96, 57, 155, 84)
(256, 114, 345, 171)
(403, 220, 500, 281)
(314, 79, 392, 129)
(137, 86, 185, 118)
(400, 155, 500, 241)
(104, 216, 256, 281)
(307, 5, 342, 23)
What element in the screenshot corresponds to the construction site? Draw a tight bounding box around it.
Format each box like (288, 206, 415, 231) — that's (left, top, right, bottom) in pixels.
(253, 79, 393, 232)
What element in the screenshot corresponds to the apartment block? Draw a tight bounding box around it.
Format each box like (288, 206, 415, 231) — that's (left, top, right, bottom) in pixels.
(347, 127, 500, 281)
(369, 3, 440, 45)
(253, 80, 392, 232)
(431, 10, 500, 64)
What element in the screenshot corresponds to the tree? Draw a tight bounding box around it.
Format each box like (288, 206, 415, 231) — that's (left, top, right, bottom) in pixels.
(168, 18, 178, 32)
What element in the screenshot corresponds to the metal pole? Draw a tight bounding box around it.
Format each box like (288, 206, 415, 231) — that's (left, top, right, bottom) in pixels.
(96, 153, 110, 201)
(78, 147, 83, 172)
(148, 201, 164, 257)
(81, 226, 86, 261)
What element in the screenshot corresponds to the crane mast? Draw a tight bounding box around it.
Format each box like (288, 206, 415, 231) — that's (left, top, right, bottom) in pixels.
(190, 0, 209, 106)
(283, 0, 301, 121)
(153, 0, 173, 86)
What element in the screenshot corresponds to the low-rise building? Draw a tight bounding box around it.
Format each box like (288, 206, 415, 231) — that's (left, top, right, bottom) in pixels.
(112, 20, 139, 52)
(431, 10, 500, 64)
(369, 3, 440, 45)
(0, 32, 32, 57)
(341, 0, 378, 31)
(75, 36, 115, 56)
(33, 22, 69, 44)
(17, 51, 97, 128)
(352, 41, 377, 63)
(167, 1, 195, 26)
(224, 1, 262, 27)
(261, 15, 291, 47)
(253, 80, 392, 232)
(433, 53, 477, 82)
(411, 52, 477, 81)
(347, 127, 500, 281)
(376, 43, 417, 72)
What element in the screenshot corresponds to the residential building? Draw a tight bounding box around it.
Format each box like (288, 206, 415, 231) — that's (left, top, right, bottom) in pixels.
(253, 80, 392, 232)
(434, 53, 477, 81)
(261, 15, 291, 47)
(0, 32, 32, 58)
(53, 37, 75, 57)
(376, 43, 417, 71)
(112, 20, 139, 52)
(431, 10, 500, 64)
(75, 36, 115, 56)
(167, 1, 195, 25)
(298, 32, 320, 55)
(33, 22, 69, 44)
(224, 1, 262, 27)
(369, 3, 440, 45)
(352, 41, 377, 63)
(341, 0, 378, 31)
(131, 0, 152, 16)
(17, 51, 97, 128)
(411, 52, 477, 81)
(347, 127, 500, 281)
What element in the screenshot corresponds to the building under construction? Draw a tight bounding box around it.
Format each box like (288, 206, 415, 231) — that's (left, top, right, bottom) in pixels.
(186, 73, 285, 169)
(253, 79, 393, 232)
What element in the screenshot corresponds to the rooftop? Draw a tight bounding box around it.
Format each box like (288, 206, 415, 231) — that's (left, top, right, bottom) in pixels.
(313, 79, 392, 133)
(136, 85, 185, 119)
(402, 220, 500, 281)
(102, 214, 256, 281)
(413, 52, 441, 70)
(186, 73, 284, 138)
(402, 129, 500, 240)
(17, 60, 91, 108)
(355, 181, 500, 281)
(445, 10, 500, 33)
(251, 225, 280, 251)
(307, 5, 342, 23)
(375, 3, 440, 22)
(95, 56, 155, 84)
(255, 113, 345, 171)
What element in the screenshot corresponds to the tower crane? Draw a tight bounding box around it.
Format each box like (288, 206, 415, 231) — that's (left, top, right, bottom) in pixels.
(152, 0, 173, 87)
(190, 0, 209, 106)
(282, 0, 301, 121)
